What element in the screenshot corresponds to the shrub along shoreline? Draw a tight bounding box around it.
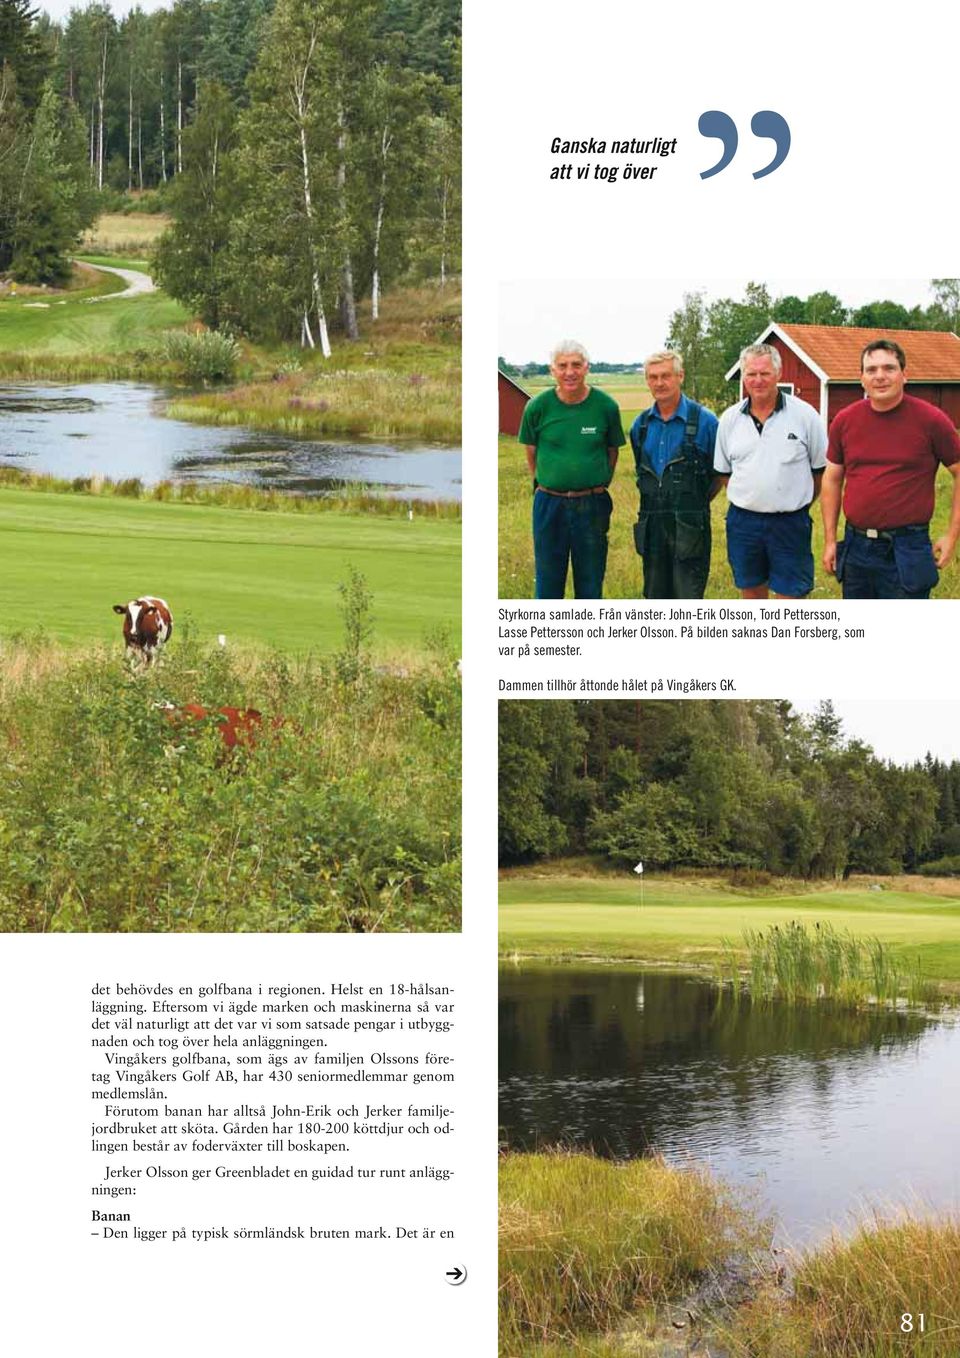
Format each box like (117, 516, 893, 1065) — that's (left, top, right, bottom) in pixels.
(499, 1150, 960, 1357)
(163, 364, 461, 442)
(0, 265, 462, 442)
(0, 465, 460, 519)
(499, 1149, 769, 1357)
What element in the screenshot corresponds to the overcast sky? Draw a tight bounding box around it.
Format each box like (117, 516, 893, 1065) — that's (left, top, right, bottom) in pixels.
(788, 700, 960, 766)
(499, 279, 938, 366)
(38, 1, 169, 19)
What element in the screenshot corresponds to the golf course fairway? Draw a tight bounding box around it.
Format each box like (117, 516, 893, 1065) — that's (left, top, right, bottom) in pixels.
(499, 873, 960, 985)
(0, 487, 460, 653)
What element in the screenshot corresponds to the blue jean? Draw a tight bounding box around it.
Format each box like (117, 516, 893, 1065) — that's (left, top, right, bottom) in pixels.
(837, 528, 938, 599)
(725, 504, 813, 596)
(533, 488, 612, 599)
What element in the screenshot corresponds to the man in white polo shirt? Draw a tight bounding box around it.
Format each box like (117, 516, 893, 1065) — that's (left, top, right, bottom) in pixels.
(715, 343, 828, 598)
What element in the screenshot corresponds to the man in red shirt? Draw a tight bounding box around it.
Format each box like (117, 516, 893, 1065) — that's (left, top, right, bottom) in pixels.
(821, 339, 960, 598)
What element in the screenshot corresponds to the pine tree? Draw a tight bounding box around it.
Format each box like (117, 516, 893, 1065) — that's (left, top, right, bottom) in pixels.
(227, 0, 349, 351)
(3, 84, 97, 282)
(153, 78, 239, 326)
(0, 0, 46, 110)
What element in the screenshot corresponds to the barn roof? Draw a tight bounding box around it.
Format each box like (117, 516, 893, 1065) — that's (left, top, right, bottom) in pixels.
(498, 369, 530, 397)
(780, 324, 960, 381)
(726, 323, 960, 383)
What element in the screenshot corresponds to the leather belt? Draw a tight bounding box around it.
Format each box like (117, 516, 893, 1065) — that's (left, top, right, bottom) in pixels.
(848, 523, 926, 541)
(536, 485, 609, 499)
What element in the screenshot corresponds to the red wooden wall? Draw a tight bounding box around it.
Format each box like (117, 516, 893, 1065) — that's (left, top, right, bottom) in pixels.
(768, 336, 821, 412)
(828, 383, 960, 426)
(499, 372, 529, 436)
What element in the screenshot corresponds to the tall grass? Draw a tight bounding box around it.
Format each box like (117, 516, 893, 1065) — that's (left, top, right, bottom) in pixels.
(0, 466, 460, 518)
(499, 1150, 767, 1355)
(166, 282, 462, 441)
(0, 352, 175, 380)
(720, 921, 920, 1007)
(167, 364, 461, 441)
(0, 630, 460, 933)
(81, 211, 171, 254)
(500, 1150, 960, 1357)
(498, 434, 960, 600)
(159, 328, 240, 382)
(726, 1214, 960, 1357)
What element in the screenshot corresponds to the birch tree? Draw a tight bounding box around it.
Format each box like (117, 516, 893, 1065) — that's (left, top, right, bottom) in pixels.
(88, 3, 113, 190)
(422, 100, 459, 288)
(231, 0, 348, 353)
(120, 7, 152, 191)
(361, 58, 430, 320)
(162, 0, 207, 177)
(331, 0, 375, 341)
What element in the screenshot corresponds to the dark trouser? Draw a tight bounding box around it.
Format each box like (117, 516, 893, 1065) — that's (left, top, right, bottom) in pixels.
(635, 509, 711, 600)
(533, 488, 612, 599)
(725, 504, 814, 597)
(837, 527, 938, 599)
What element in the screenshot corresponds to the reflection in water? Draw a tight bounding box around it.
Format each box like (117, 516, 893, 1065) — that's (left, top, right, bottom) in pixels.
(0, 382, 461, 500)
(500, 967, 960, 1243)
(0, 396, 96, 415)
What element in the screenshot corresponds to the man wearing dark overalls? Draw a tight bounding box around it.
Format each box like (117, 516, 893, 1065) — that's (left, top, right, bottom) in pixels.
(630, 350, 720, 599)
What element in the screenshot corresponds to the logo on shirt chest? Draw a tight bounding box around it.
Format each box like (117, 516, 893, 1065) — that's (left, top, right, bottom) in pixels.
(581, 426, 597, 435)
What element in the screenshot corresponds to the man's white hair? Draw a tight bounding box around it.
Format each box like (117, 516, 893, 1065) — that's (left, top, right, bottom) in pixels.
(739, 342, 783, 375)
(645, 349, 684, 374)
(550, 340, 589, 364)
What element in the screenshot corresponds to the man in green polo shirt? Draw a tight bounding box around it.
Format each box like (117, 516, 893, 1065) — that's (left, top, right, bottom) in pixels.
(519, 341, 626, 598)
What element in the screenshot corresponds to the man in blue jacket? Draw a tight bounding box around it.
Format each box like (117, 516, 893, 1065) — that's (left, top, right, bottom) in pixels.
(630, 350, 720, 598)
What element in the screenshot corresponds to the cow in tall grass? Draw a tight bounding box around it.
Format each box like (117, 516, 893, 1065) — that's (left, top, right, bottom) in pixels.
(113, 597, 173, 666)
(159, 703, 289, 759)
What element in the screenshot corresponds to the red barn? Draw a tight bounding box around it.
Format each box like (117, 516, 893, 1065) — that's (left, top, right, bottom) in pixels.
(499, 370, 530, 435)
(726, 323, 960, 427)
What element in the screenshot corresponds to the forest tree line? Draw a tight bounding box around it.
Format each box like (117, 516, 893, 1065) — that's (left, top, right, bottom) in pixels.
(500, 280, 960, 399)
(1, 0, 460, 348)
(499, 700, 960, 879)
(666, 280, 960, 410)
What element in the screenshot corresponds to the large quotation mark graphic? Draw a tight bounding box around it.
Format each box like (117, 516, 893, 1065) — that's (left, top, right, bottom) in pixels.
(697, 110, 738, 179)
(698, 110, 791, 180)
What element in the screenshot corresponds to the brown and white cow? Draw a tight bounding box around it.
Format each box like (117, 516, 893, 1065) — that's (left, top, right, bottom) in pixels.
(113, 597, 173, 664)
(160, 703, 288, 755)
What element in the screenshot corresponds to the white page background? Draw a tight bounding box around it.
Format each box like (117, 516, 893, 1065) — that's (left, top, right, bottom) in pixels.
(4, 3, 959, 1355)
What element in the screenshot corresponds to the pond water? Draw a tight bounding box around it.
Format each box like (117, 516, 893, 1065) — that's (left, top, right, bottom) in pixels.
(499, 967, 960, 1244)
(0, 381, 461, 501)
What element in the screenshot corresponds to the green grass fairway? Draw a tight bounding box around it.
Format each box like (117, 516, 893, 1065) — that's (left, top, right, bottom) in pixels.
(499, 875, 960, 984)
(0, 488, 460, 654)
(0, 258, 187, 363)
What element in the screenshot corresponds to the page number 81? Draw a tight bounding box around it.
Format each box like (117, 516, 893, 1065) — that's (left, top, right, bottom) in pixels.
(698, 110, 791, 180)
(901, 1314, 925, 1333)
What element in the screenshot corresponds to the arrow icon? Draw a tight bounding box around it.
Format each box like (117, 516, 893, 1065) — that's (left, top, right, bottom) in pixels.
(445, 1265, 467, 1285)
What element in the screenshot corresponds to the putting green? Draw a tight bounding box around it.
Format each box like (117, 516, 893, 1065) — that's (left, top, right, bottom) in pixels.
(499, 876, 960, 982)
(0, 488, 460, 654)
